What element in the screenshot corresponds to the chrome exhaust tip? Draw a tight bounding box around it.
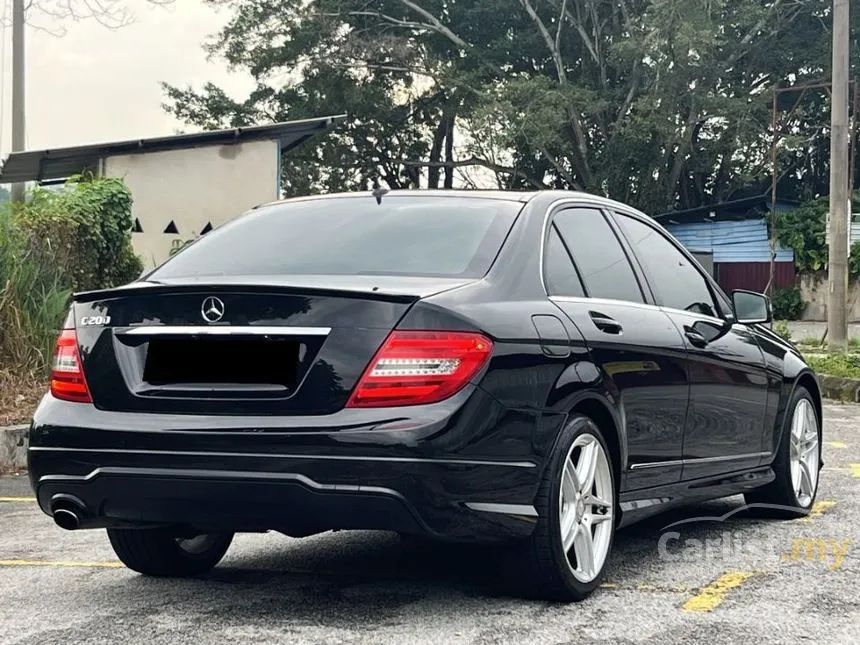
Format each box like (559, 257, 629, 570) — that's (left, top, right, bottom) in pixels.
(52, 507, 81, 531)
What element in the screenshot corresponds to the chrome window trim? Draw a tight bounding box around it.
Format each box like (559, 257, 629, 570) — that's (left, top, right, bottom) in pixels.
(538, 197, 653, 302)
(117, 326, 332, 337)
(549, 295, 662, 314)
(539, 198, 737, 325)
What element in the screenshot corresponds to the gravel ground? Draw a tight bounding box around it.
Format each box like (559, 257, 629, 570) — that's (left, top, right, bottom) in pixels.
(0, 403, 858, 645)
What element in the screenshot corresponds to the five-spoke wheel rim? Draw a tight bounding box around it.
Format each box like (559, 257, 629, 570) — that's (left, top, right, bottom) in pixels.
(789, 398, 820, 508)
(558, 433, 614, 583)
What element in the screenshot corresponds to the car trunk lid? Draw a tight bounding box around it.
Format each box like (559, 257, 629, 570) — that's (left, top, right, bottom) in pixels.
(72, 276, 473, 416)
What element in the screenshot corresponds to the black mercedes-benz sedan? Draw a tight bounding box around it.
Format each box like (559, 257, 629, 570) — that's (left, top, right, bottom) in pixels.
(28, 189, 823, 601)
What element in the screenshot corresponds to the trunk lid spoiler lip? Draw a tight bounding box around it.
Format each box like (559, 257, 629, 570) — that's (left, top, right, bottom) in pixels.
(72, 275, 478, 305)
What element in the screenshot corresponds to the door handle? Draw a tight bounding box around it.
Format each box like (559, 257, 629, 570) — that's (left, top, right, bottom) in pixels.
(684, 328, 708, 348)
(589, 311, 623, 334)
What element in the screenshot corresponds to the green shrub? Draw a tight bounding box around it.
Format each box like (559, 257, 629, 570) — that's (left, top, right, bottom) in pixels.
(0, 175, 142, 376)
(770, 286, 806, 321)
(805, 353, 860, 379)
(776, 191, 860, 277)
(15, 175, 142, 292)
(0, 207, 71, 374)
(772, 320, 792, 342)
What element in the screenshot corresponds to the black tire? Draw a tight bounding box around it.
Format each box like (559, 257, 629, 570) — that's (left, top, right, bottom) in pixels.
(744, 385, 821, 519)
(510, 415, 617, 602)
(107, 528, 234, 577)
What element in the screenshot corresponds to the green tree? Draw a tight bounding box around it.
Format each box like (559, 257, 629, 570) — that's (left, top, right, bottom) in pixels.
(163, 0, 859, 213)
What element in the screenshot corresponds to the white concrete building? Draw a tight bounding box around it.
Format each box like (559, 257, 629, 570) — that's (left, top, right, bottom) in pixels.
(0, 115, 345, 269)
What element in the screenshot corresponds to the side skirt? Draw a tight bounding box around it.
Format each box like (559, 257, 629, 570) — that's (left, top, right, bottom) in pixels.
(617, 466, 775, 529)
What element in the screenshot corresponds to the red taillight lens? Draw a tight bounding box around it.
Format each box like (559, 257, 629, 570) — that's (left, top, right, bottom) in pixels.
(346, 330, 494, 408)
(50, 328, 92, 403)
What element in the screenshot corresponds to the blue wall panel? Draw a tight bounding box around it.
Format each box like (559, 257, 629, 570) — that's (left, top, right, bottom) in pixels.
(664, 218, 794, 263)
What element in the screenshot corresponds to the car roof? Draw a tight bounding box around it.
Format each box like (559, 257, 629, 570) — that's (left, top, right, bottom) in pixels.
(254, 189, 647, 215)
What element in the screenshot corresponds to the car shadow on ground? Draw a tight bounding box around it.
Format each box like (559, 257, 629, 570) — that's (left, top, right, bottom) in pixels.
(95, 494, 786, 609)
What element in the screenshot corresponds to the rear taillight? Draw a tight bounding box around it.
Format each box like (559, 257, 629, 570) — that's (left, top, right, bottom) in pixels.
(346, 330, 494, 408)
(50, 327, 92, 404)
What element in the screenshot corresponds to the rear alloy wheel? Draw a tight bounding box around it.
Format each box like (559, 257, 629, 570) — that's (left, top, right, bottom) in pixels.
(745, 386, 821, 518)
(107, 528, 234, 577)
(514, 416, 616, 601)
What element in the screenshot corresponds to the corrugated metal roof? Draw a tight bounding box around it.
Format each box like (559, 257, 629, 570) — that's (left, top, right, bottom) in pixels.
(665, 218, 794, 263)
(0, 115, 346, 184)
(655, 195, 799, 225)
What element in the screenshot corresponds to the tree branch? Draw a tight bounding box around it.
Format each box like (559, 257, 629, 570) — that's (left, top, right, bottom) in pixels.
(725, 0, 795, 68)
(554, 0, 568, 57)
(403, 157, 547, 190)
(519, 0, 566, 83)
(346, 2, 505, 77)
(518, 0, 592, 186)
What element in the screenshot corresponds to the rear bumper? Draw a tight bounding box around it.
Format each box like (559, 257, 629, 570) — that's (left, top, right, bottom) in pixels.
(27, 390, 555, 542)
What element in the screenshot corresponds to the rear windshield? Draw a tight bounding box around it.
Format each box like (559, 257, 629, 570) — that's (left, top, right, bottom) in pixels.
(148, 195, 524, 279)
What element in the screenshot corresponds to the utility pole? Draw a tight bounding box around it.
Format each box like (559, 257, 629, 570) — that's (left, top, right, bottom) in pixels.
(828, 0, 851, 351)
(10, 0, 26, 203)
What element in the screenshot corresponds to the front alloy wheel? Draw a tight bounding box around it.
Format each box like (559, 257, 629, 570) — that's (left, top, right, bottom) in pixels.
(745, 385, 821, 518)
(788, 397, 820, 508)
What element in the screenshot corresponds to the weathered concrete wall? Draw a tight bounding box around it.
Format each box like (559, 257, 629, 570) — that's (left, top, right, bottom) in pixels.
(800, 273, 860, 322)
(0, 425, 28, 472)
(104, 140, 280, 270)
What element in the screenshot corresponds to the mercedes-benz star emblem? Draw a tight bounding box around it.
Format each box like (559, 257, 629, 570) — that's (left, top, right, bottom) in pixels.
(201, 296, 225, 323)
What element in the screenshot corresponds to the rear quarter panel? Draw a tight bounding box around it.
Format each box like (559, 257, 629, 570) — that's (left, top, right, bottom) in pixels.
(407, 281, 624, 482)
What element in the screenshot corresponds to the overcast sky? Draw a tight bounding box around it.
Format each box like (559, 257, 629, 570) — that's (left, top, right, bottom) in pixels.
(0, 1, 255, 157)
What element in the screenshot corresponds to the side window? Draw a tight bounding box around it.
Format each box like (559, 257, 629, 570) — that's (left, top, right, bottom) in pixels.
(543, 226, 585, 297)
(553, 208, 644, 303)
(614, 213, 718, 317)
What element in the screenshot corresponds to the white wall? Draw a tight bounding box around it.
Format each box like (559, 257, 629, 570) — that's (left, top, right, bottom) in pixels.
(103, 140, 280, 269)
(800, 273, 860, 322)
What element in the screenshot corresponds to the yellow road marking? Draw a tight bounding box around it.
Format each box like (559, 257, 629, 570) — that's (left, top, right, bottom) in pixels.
(826, 441, 847, 449)
(0, 497, 35, 502)
(850, 464, 860, 478)
(682, 571, 756, 613)
(0, 560, 124, 568)
(599, 581, 693, 593)
(795, 500, 837, 523)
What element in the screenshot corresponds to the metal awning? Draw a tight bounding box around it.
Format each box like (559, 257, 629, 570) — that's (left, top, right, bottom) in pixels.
(0, 114, 346, 184)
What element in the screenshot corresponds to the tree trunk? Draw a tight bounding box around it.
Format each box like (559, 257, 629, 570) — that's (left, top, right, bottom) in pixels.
(444, 115, 456, 189)
(428, 118, 447, 189)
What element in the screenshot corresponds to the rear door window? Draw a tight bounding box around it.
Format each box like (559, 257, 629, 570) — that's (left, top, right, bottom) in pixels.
(149, 196, 524, 279)
(552, 208, 645, 303)
(543, 225, 586, 297)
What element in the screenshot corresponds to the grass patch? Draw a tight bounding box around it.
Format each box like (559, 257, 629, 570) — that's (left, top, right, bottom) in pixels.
(805, 353, 860, 379)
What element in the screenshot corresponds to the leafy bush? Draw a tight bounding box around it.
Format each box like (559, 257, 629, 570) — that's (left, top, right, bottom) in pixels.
(770, 286, 806, 321)
(772, 320, 792, 342)
(0, 207, 71, 374)
(805, 353, 860, 379)
(15, 175, 142, 292)
(0, 175, 142, 376)
(776, 192, 860, 276)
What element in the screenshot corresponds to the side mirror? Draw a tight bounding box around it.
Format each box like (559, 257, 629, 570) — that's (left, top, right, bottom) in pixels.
(731, 289, 772, 324)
